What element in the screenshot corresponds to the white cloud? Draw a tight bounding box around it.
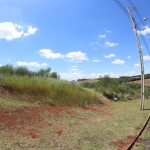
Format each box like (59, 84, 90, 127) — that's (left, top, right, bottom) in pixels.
(90, 73, 101, 78)
(24, 26, 37, 36)
(7, 59, 11, 61)
(39, 50, 88, 63)
(16, 61, 47, 67)
(143, 55, 150, 60)
(104, 41, 118, 47)
(112, 59, 125, 65)
(39, 49, 64, 59)
(135, 63, 140, 67)
(128, 56, 131, 59)
(93, 59, 101, 62)
(105, 53, 116, 58)
(65, 51, 88, 63)
(138, 26, 150, 35)
(94, 42, 99, 44)
(0, 22, 24, 40)
(99, 35, 106, 38)
(60, 72, 87, 81)
(0, 64, 2, 67)
(0, 22, 37, 40)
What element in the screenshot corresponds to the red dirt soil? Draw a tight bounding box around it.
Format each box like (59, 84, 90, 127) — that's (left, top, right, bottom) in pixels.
(0, 106, 71, 138)
(112, 136, 135, 150)
(0, 104, 135, 149)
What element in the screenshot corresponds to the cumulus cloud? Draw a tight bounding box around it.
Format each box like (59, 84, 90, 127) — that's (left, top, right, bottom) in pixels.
(24, 26, 37, 36)
(39, 49, 88, 63)
(105, 53, 116, 58)
(138, 26, 150, 35)
(60, 72, 87, 81)
(65, 51, 88, 63)
(112, 59, 125, 65)
(99, 35, 106, 38)
(39, 49, 64, 59)
(104, 41, 118, 47)
(16, 61, 47, 67)
(0, 22, 37, 40)
(143, 55, 150, 60)
(93, 59, 101, 62)
(128, 56, 131, 59)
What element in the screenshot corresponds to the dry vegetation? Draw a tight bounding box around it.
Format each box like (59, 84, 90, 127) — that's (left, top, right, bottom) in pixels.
(0, 95, 150, 150)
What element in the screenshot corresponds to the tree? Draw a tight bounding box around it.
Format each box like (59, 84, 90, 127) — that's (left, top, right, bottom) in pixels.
(38, 67, 51, 77)
(15, 66, 30, 76)
(50, 72, 60, 79)
(0, 64, 14, 75)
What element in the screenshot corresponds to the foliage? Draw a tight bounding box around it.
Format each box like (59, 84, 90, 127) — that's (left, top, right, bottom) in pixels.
(38, 67, 51, 77)
(0, 75, 101, 106)
(15, 66, 30, 76)
(50, 72, 60, 79)
(0, 64, 60, 78)
(0, 64, 14, 75)
(81, 75, 146, 101)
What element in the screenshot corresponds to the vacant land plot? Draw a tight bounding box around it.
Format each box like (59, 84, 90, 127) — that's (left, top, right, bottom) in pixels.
(131, 79, 150, 86)
(0, 97, 150, 150)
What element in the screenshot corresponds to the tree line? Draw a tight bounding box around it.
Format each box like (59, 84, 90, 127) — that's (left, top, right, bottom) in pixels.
(0, 64, 60, 79)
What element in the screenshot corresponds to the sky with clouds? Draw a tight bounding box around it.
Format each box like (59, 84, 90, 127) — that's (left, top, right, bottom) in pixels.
(0, 0, 150, 80)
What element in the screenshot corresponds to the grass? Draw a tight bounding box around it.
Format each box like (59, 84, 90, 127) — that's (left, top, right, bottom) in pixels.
(0, 98, 149, 149)
(75, 78, 99, 84)
(80, 75, 150, 101)
(0, 97, 37, 109)
(0, 75, 103, 106)
(0, 73, 150, 149)
(134, 118, 150, 150)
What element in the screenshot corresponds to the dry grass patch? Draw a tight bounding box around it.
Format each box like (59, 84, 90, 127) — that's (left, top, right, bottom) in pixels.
(0, 99, 149, 150)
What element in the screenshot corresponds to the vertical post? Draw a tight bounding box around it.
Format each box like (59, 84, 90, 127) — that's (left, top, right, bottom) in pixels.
(127, 7, 145, 110)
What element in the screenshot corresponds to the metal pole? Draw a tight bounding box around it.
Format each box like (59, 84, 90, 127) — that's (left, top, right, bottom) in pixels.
(127, 7, 145, 110)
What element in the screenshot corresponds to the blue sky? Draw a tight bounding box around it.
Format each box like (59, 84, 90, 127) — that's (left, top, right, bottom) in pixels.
(0, 0, 150, 80)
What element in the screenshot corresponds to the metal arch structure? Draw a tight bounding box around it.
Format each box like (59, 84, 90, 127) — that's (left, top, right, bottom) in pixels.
(127, 6, 145, 110)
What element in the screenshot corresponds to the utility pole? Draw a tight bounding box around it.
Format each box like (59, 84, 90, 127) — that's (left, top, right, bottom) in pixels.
(127, 6, 145, 110)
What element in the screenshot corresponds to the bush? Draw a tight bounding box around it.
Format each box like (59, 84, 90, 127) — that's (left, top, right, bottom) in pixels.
(0, 64, 14, 75)
(94, 75, 141, 101)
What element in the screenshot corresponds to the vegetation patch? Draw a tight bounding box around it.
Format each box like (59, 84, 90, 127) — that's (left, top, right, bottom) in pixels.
(81, 75, 150, 101)
(0, 99, 149, 150)
(0, 75, 102, 106)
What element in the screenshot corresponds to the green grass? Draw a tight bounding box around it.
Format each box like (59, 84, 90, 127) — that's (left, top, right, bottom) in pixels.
(0, 75, 103, 106)
(75, 78, 99, 84)
(134, 119, 150, 150)
(0, 99, 149, 150)
(0, 97, 37, 109)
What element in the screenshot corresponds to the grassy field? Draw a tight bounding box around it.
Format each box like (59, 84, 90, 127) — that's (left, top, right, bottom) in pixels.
(0, 75, 150, 149)
(0, 95, 149, 150)
(131, 78, 150, 86)
(0, 75, 103, 107)
(75, 78, 99, 84)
